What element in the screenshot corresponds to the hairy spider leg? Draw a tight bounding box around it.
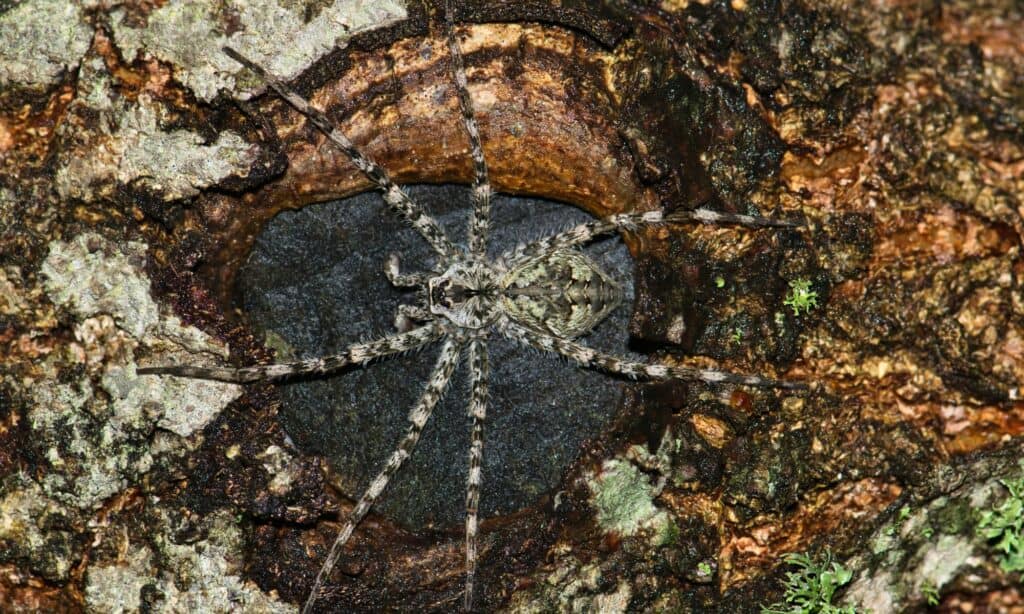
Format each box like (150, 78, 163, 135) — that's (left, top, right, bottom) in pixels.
(464, 336, 489, 611)
(502, 321, 808, 390)
(507, 208, 801, 264)
(222, 47, 460, 261)
(385, 252, 431, 288)
(444, 6, 499, 607)
(302, 337, 465, 614)
(137, 322, 444, 383)
(394, 304, 433, 333)
(385, 253, 435, 331)
(445, 0, 493, 258)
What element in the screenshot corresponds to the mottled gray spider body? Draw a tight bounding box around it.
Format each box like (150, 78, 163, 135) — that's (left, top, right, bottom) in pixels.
(419, 246, 622, 338)
(140, 6, 802, 612)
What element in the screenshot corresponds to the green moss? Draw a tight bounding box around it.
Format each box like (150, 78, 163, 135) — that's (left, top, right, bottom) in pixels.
(977, 477, 1024, 578)
(783, 279, 819, 316)
(922, 581, 939, 606)
(761, 551, 855, 614)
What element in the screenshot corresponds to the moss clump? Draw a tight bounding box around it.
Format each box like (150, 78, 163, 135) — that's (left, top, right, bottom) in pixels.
(977, 477, 1024, 578)
(762, 551, 854, 614)
(783, 279, 819, 316)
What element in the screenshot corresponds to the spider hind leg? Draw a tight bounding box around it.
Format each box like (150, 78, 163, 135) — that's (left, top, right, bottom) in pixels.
(464, 336, 489, 611)
(301, 338, 464, 614)
(503, 321, 806, 390)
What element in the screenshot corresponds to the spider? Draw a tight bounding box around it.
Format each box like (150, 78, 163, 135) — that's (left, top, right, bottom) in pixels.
(140, 5, 803, 612)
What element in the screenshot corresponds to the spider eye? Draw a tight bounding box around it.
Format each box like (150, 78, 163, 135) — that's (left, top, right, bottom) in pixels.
(431, 279, 453, 309)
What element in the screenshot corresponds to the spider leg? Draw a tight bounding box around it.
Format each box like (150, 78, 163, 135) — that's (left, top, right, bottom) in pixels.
(444, 1, 493, 258)
(138, 322, 444, 383)
(506, 208, 800, 264)
(223, 47, 459, 260)
(394, 304, 433, 333)
(464, 335, 489, 611)
(502, 321, 806, 390)
(385, 252, 429, 288)
(302, 337, 464, 614)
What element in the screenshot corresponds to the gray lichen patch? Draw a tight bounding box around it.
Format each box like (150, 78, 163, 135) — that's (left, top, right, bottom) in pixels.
(0, 475, 81, 583)
(588, 458, 674, 544)
(0, 0, 92, 93)
(103, 363, 242, 438)
(28, 377, 155, 510)
(507, 555, 633, 614)
(84, 545, 153, 614)
(29, 233, 242, 510)
(41, 233, 158, 339)
(843, 459, 1024, 611)
(54, 56, 255, 203)
(86, 509, 295, 613)
(256, 444, 303, 495)
(111, 0, 407, 103)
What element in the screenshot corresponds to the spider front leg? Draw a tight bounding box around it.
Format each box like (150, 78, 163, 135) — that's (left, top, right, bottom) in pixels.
(507, 208, 801, 264)
(302, 337, 464, 614)
(445, 1, 493, 258)
(394, 304, 432, 333)
(138, 322, 443, 383)
(222, 47, 459, 260)
(502, 321, 806, 390)
(464, 335, 489, 611)
(384, 252, 429, 288)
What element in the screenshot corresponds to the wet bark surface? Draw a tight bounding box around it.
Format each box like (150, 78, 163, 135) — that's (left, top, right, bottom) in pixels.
(1, 0, 1022, 612)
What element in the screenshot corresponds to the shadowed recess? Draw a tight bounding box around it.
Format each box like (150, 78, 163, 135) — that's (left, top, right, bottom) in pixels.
(236, 184, 640, 529)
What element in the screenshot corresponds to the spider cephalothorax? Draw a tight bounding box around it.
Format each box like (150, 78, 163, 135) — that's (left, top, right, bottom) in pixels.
(426, 260, 498, 329)
(139, 4, 803, 612)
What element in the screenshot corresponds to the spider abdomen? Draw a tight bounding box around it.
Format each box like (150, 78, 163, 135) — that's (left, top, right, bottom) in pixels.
(500, 249, 622, 338)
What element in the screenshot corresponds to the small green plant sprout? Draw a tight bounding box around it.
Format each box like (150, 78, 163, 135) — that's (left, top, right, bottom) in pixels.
(761, 550, 856, 614)
(884, 507, 912, 537)
(715, 275, 726, 289)
(921, 526, 934, 539)
(731, 327, 743, 344)
(977, 477, 1024, 578)
(783, 279, 819, 316)
(921, 581, 940, 606)
(697, 561, 713, 577)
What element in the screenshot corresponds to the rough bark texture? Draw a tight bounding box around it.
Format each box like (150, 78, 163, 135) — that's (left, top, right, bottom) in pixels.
(1, 0, 1022, 612)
